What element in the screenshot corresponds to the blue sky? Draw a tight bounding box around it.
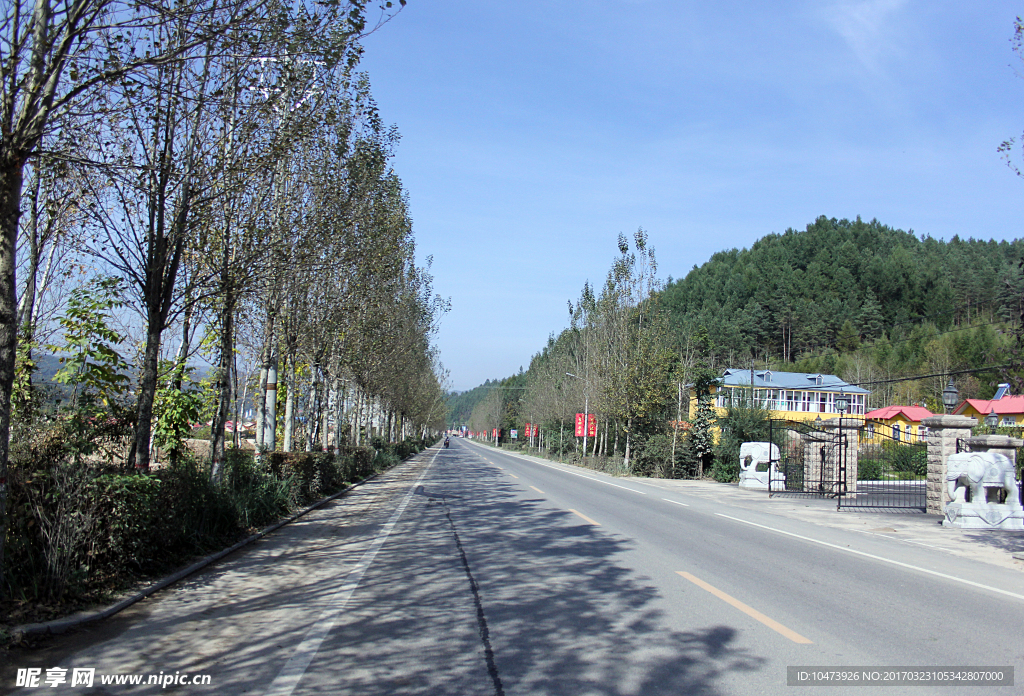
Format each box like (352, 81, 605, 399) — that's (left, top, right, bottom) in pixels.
(358, 1, 1024, 392)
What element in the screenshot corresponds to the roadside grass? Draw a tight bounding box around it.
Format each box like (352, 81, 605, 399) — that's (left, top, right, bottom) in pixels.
(471, 437, 706, 480)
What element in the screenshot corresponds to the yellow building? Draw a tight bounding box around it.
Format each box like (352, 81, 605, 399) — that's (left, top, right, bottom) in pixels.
(699, 369, 869, 422)
(863, 405, 934, 443)
(953, 384, 1024, 427)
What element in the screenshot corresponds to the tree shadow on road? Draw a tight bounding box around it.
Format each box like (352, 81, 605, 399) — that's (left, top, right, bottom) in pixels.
(322, 446, 766, 696)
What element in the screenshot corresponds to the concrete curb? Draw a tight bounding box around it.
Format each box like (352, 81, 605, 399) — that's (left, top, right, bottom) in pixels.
(8, 449, 434, 642)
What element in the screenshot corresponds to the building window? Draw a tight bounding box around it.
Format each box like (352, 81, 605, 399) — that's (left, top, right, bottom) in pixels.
(865, 423, 875, 438)
(893, 423, 901, 441)
(1001, 416, 1016, 426)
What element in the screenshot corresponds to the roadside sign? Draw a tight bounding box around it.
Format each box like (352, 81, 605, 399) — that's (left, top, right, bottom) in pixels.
(588, 414, 597, 437)
(511, 429, 518, 439)
(575, 413, 585, 436)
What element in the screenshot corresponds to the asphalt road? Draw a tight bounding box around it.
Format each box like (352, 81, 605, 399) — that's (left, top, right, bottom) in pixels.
(5, 440, 1024, 696)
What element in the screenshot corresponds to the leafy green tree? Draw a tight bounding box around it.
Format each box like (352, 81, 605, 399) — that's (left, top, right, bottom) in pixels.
(153, 362, 203, 467)
(689, 365, 720, 477)
(857, 292, 885, 340)
(712, 397, 770, 483)
(836, 319, 860, 353)
(46, 277, 130, 414)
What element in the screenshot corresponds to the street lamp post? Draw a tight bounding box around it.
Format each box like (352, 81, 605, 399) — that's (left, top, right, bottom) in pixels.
(566, 372, 589, 458)
(942, 378, 959, 414)
(835, 391, 849, 498)
(985, 408, 999, 433)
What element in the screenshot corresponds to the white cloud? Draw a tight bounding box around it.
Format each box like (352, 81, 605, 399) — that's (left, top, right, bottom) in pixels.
(824, 0, 911, 72)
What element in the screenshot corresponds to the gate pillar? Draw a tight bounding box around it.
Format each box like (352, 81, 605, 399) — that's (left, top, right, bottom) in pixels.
(801, 429, 828, 491)
(921, 415, 977, 516)
(964, 434, 1023, 467)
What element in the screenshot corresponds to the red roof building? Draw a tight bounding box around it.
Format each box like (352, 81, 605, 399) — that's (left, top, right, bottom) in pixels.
(864, 405, 935, 422)
(954, 395, 1024, 427)
(864, 405, 935, 443)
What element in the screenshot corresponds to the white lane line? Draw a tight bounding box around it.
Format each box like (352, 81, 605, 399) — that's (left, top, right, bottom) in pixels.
(525, 459, 647, 495)
(904, 539, 944, 549)
(464, 438, 647, 494)
(716, 513, 1024, 602)
(663, 498, 690, 507)
(264, 451, 438, 696)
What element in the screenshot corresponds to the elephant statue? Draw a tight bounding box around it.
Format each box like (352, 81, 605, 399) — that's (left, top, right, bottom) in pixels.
(739, 442, 783, 490)
(946, 451, 1019, 504)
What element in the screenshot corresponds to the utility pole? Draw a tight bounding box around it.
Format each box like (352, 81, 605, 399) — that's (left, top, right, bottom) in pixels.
(566, 372, 589, 457)
(750, 358, 755, 407)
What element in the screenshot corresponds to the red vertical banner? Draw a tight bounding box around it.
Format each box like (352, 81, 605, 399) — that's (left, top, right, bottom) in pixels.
(525, 423, 532, 438)
(492, 428, 497, 438)
(575, 413, 585, 436)
(587, 414, 597, 437)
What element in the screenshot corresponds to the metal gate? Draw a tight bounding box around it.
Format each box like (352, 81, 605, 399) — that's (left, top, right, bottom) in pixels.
(767, 419, 848, 501)
(842, 423, 927, 511)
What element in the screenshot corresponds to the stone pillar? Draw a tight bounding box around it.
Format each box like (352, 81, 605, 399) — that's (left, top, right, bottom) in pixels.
(803, 431, 828, 492)
(921, 415, 977, 516)
(965, 434, 1023, 466)
(820, 418, 859, 495)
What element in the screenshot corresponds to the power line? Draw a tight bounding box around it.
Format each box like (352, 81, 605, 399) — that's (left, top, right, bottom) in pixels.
(813, 363, 1015, 390)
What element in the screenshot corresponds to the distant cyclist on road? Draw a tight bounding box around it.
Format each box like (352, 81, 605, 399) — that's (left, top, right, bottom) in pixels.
(444, 436, 450, 448)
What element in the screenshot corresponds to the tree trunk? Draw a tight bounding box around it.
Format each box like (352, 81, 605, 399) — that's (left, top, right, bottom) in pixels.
(166, 302, 194, 469)
(131, 326, 163, 471)
(210, 281, 233, 482)
(348, 385, 357, 444)
(263, 355, 278, 451)
(305, 370, 317, 452)
(320, 374, 330, 451)
(334, 379, 344, 453)
(671, 381, 682, 478)
(623, 417, 632, 472)
(254, 365, 267, 450)
(283, 350, 295, 452)
(0, 152, 26, 591)
(16, 171, 41, 332)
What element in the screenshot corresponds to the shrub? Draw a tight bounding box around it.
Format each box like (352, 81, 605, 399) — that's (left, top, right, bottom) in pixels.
(713, 400, 770, 483)
(885, 441, 927, 476)
(630, 434, 675, 477)
(2, 427, 417, 604)
(857, 459, 883, 481)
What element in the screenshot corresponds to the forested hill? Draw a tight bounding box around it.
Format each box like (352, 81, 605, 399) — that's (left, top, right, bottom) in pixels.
(660, 216, 1024, 362)
(445, 381, 497, 428)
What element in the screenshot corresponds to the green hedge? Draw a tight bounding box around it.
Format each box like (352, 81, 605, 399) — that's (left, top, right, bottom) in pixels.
(3, 426, 430, 604)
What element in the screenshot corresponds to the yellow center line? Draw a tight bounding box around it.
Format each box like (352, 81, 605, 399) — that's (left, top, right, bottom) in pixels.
(507, 473, 519, 479)
(568, 509, 601, 526)
(529, 485, 544, 494)
(676, 571, 812, 644)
